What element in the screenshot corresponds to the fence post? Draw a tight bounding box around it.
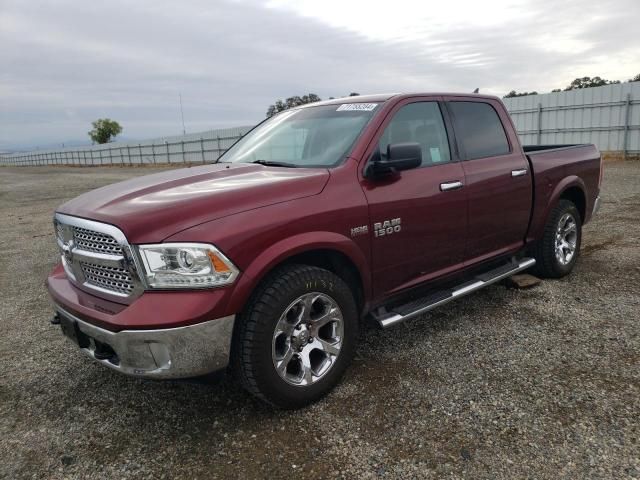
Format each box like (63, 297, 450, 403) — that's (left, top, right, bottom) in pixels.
(181, 141, 186, 163)
(200, 137, 205, 163)
(109, 146, 113, 165)
(151, 144, 157, 164)
(536, 103, 542, 145)
(165, 141, 170, 163)
(622, 93, 631, 160)
(127, 145, 132, 166)
(139, 144, 143, 164)
(216, 136, 221, 161)
(120, 147, 124, 166)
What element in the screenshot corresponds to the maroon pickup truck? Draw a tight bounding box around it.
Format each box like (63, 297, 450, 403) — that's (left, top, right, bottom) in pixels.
(48, 93, 602, 408)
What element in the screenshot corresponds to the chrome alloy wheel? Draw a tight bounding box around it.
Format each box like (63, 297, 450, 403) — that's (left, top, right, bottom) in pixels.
(271, 292, 344, 386)
(555, 212, 578, 265)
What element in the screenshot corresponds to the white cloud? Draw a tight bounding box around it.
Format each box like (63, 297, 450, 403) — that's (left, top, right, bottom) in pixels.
(0, 0, 638, 150)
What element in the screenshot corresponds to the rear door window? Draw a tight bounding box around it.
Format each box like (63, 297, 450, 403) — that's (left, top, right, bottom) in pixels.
(448, 101, 510, 160)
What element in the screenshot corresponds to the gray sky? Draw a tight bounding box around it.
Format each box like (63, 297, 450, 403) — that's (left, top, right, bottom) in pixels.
(1, 0, 639, 150)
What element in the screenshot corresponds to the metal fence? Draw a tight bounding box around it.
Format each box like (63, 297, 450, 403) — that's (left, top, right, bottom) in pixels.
(3, 82, 640, 166)
(503, 82, 640, 158)
(0, 126, 252, 166)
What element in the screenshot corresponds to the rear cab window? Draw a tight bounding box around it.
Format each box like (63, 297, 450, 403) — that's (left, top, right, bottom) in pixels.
(448, 101, 510, 160)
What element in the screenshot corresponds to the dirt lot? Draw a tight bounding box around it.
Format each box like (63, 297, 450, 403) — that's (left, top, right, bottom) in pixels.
(1, 162, 639, 479)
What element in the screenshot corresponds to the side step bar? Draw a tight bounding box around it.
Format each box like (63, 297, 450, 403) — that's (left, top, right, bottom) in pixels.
(375, 258, 536, 329)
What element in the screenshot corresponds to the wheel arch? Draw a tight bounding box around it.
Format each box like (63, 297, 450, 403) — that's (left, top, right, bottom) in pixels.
(558, 185, 586, 222)
(530, 176, 586, 242)
(225, 232, 371, 318)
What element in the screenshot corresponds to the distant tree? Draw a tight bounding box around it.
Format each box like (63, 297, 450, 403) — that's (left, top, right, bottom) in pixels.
(563, 76, 620, 91)
(503, 90, 538, 98)
(266, 93, 322, 117)
(551, 89, 562, 93)
(88, 119, 122, 144)
(265, 92, 366, 117)
(628, 74, 640, 82)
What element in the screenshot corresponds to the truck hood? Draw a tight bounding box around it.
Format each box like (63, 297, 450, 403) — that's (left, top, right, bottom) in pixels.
(57, 163, 330, 243)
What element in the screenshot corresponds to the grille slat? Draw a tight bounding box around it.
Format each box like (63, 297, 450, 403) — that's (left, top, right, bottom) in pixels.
(73, 226, 123, 255)
(81, 263, 134, 295)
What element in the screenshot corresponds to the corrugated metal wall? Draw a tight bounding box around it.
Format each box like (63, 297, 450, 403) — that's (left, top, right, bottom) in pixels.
(503, 82, 640, 155)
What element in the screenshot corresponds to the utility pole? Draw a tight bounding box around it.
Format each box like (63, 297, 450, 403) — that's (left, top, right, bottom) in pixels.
(179, 94, 186, 135)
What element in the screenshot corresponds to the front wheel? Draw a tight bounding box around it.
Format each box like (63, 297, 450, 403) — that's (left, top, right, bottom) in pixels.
(533, 199, 582, 278)
(232, 264, 358, 408)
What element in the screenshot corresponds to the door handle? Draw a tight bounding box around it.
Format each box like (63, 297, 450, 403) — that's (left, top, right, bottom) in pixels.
(440, 181, 463, 192)
(511, 169, 528, 177)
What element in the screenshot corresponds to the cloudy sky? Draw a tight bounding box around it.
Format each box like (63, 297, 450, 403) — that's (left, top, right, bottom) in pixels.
(1, 0, 638, 151)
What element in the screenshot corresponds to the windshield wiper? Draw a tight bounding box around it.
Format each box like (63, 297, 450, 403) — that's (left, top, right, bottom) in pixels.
(251, 159, 298, 168)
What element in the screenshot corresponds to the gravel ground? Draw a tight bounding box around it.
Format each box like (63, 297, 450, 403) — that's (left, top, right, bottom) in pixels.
(0, 162, 638, 479)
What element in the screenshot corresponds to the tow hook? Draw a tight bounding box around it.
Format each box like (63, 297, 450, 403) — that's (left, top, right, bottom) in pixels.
(50, 313, 61, 325)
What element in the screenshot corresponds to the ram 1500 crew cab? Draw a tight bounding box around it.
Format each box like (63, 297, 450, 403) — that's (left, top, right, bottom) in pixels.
(48, 93, 602, 408)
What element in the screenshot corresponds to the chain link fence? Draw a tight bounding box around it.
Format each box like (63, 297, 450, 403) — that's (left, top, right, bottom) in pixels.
(0, 126, 252, 166)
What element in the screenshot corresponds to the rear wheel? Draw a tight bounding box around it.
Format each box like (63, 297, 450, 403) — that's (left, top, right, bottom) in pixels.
(232, 264, 358, 408)
(533, 199, 582, 278)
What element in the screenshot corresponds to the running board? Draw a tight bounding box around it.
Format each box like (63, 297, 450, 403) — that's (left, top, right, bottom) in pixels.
(375, 258, 536, 329)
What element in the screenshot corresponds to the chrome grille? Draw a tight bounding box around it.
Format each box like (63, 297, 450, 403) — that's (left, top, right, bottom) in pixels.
(81, 263, 134, 295)
(73, 226, 123, 255)
(54, 213, 143, 301)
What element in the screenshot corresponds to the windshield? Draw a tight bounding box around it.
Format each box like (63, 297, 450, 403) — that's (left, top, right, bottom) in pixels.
(219, 103, 380, 167)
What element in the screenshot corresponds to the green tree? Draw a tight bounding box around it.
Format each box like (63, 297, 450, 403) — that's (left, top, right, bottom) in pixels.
(628, 74, 640, 82)
(503, 90, 538, 98)
(266, 93, 322, 117)
(88, 119, 123, 144)
(563, 76, 620, 91)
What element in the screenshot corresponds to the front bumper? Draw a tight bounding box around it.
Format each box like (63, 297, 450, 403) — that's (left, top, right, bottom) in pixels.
(55, 305, 235, 379)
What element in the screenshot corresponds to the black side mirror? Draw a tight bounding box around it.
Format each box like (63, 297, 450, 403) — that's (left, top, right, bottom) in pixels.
(366, 142, 422, 178)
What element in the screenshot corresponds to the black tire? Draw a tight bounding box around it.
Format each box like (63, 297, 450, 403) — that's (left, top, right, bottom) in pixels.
(533, 199, 582, 278)
(232, 264, 358, 409)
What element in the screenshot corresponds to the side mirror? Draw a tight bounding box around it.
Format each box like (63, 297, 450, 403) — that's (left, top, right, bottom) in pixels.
(366, 142, 422, 178)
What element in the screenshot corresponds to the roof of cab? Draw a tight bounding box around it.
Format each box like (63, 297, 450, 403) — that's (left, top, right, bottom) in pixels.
(301, 92, 501, 108)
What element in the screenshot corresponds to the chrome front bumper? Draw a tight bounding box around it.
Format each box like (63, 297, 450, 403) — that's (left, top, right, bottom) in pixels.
(55, 306, 235, 379)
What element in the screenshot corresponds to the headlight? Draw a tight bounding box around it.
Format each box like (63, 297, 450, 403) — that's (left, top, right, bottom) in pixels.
(136, 243, 239, 289)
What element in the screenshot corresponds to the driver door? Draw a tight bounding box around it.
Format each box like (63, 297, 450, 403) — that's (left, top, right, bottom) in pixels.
(360, 99, 468, 298)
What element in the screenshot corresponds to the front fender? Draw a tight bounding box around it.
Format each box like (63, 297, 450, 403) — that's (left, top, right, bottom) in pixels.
(224, 231, 371, 316)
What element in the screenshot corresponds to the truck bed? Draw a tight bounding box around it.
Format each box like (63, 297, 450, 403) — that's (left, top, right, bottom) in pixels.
(524, 143, 601, 243)
(523, 144, 588, 154)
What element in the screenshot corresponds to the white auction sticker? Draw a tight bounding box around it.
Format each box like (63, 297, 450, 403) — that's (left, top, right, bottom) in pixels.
(336, 103, 378, 112)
